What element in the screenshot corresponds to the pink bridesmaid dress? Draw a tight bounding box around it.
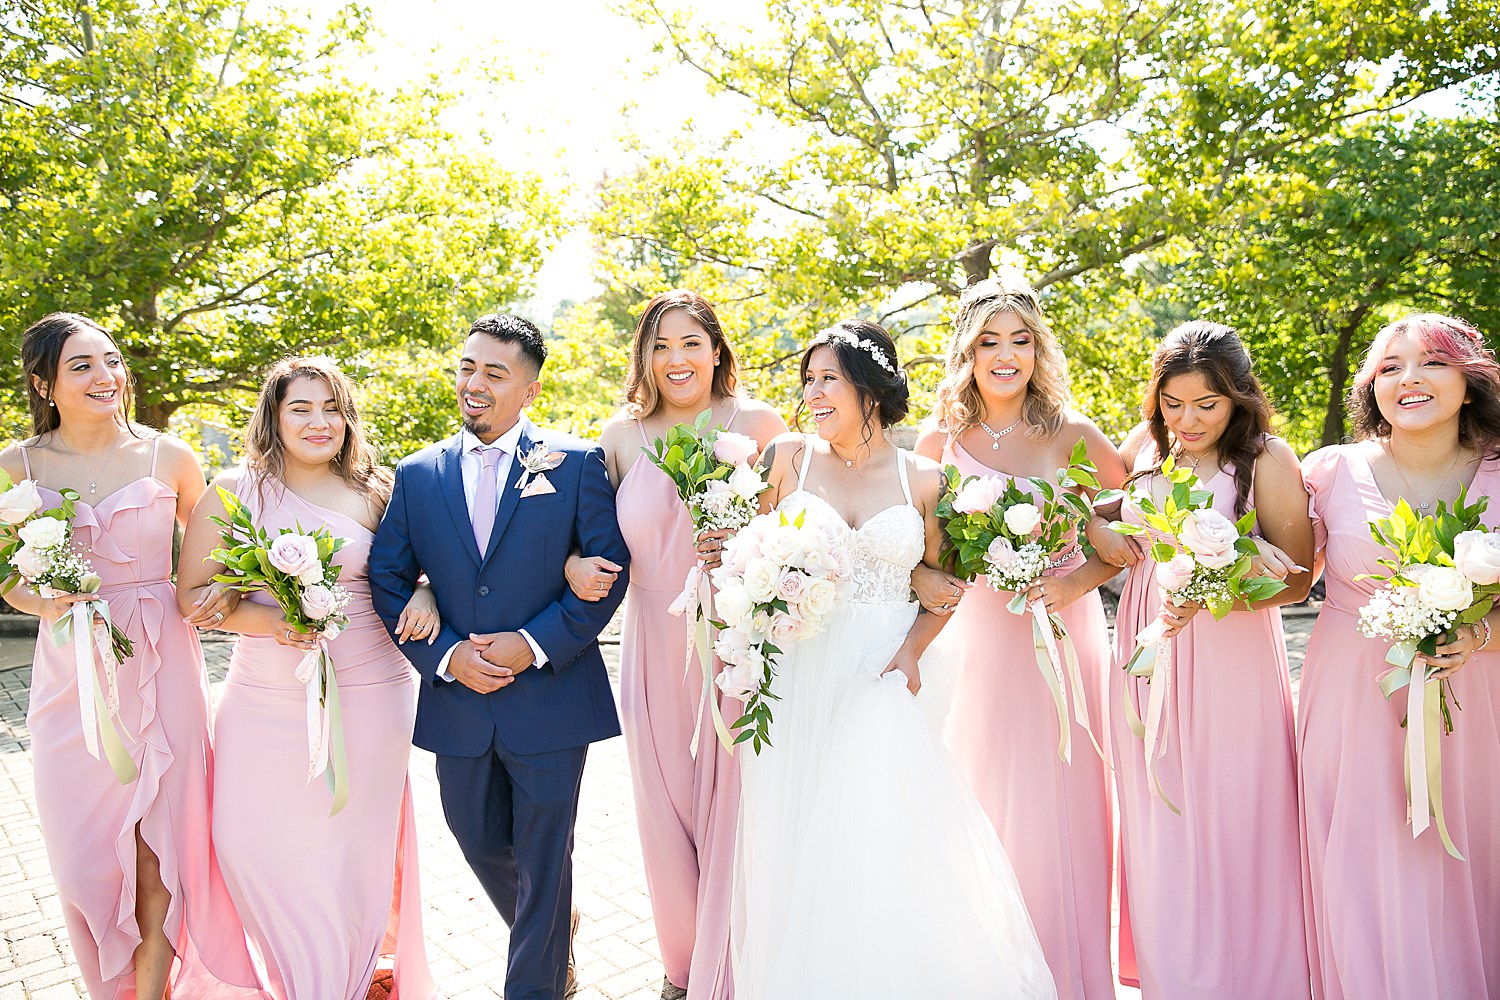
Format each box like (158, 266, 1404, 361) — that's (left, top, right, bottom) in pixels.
(617, 418, 739, 1000)
(1300, 446, 1500, 999)
(211, 473, 436, 1000)
(939, 440, 1114, 1000)
(22, 441, 263, 998)
(1111, 444, 1308, 998)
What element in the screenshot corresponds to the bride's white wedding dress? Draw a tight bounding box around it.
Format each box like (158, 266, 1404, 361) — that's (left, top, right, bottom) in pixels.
(731, 444, 1057, 999)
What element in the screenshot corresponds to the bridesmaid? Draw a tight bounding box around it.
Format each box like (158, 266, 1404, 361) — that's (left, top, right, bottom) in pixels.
(568, 290, 784, 1000)
(1300, 313, 1500, 998)
(178, 357, 438, 1000)
(912, 273, 1127, 1000)
(1106, 322, 1312, 998)
(0, 313, 262, 999)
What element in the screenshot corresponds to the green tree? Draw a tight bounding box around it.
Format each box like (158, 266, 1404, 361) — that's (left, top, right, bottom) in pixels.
(0, 0, 559, 428)
(590, 0, 1499, 426)
(1175, 113, 1500, 450)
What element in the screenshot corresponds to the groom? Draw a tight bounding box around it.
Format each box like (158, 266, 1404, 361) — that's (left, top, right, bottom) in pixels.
(370, 314, 629, 999)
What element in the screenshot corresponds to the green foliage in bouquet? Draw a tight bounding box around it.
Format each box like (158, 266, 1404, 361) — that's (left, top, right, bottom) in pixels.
(208, 486, 346, 633)
(646, 408, 734, 503)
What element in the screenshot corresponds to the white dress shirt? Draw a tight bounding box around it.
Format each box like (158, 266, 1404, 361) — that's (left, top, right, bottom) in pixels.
(436, 422, 549, 681)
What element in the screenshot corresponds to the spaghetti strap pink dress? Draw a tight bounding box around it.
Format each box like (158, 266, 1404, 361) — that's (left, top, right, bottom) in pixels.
(1300, 445, 1500, 999)
(1111, 445, 1308, 998)
(211, 472, 436, 1000)
(939, 439, 1114, 1000)
(617, 417, 739, 999)
(23, 441, 263, 998)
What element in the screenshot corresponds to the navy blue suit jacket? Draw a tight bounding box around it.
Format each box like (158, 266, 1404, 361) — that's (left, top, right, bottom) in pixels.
(369, 420, 628, 757)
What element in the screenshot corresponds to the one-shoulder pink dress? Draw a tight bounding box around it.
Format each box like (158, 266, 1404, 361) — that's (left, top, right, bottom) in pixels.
(23, 442, 263, 998)
(940, 440, 1114, 1000)
(1111, 446, 1308, 998)
(617, 420, 738, 1000)
(211, 473, 436, 1000)
(1300, 445, 1500, 999)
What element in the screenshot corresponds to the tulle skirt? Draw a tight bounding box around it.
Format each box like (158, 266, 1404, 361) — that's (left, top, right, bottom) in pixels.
(731, 600, 1057, 999)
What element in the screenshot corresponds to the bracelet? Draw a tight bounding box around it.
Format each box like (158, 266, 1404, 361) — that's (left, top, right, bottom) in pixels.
(1476, 618, 1492, 652)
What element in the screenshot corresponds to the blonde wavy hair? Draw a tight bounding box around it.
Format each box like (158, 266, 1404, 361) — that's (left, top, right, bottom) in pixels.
(934, 271, 1069, 439)
(244, 356, 392, 506)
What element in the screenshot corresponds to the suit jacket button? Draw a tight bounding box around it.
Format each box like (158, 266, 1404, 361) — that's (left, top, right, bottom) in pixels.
(478, 585, 490, 597)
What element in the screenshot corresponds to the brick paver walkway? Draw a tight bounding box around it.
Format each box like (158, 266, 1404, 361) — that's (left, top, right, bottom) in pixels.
(0, 610, 1317, 998)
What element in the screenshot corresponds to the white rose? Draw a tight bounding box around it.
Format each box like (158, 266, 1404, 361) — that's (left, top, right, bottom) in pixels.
(1417, 565, 1474, 612)
(298, 563, 326, 587)
(714, 584, 755, 629)
(713, 627, 752, 663)
(1454, 530, 1500, 586)
(802, 577, 837, 618)
(0, 479, 43, 524)
(712, 432, 759, 466)
(12, 544, 47, 580)
(17, 515, 67, 550)
(300, 583, 337, 621)
(1003, 502, 1042, 536)
(760, 525, 801, 565)
(742, 557, 780, 603)
(1179, 509, 1240, 571)
(715, 660, 760, 700)
(267, 534, 322, 580)
(727, 463, 766, 502)
(1154, 552, 1196, 594)
(749, 608, 773, 639)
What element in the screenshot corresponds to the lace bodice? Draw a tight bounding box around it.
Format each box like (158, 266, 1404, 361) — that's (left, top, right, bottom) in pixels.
(778, 439, 926, 605)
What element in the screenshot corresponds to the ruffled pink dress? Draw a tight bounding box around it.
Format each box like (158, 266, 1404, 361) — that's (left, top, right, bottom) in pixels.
(617, 419, 738, 999)
(212, 473, 436, 1000)
(1300, 445, 1500, 999)
(939, 440, 1114, 1000)
(1111, 445, 1308, 998)
(23, 443, 263, 998)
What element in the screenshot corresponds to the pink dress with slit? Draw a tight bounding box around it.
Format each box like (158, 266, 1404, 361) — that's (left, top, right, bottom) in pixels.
(939, 440, 1115, 1000)
(1111, 446, 1308, 998)
(617, 418, 739, 999)
(211, 472, 436, 1000)
(1300, 445, 1500, 999)
(23, 441, 263, 998)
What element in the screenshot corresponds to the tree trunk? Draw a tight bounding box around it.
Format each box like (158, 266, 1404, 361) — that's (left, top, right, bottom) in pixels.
(134, 397, 181, 430)
(959, 240, 995, 285)
(1319, 309, 1370, 448)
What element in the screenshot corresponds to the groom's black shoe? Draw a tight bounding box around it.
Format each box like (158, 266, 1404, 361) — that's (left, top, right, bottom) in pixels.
(565, 906, 580, 997)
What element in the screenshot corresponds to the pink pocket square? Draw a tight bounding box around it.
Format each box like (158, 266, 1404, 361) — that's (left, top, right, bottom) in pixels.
(520, 474, 557, 498)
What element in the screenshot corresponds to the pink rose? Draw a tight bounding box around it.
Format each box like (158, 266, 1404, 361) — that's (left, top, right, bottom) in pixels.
(985, 536, 1020, 573)
(1178, 509, 1240, 571)
(712, 432, 759, 466)
(952, 475, 1006, 516)
(776, 570, 810, 603)
(267, 533, 321, 580)
(715, 660, 760, 700)
(300, 583, 337, 621)
(769, 612, 804, 646)
(1154, 552, 1196, 593)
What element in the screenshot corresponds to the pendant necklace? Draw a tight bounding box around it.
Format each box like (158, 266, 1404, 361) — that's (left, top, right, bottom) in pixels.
(979, 417, 1023, 450)
(56, 427, 122, 495)
(1386, 441, 1466, 512)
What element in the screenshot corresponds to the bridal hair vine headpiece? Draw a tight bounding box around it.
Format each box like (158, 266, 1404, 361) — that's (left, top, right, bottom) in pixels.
(813, 329, 907, 381)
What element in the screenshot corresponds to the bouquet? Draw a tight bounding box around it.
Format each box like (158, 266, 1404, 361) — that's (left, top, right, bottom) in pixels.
(210, 486, 353, 815)
(0, 471, 139, 783)
(936, 439, 1115, 763)
(1109, 455, 1288, 810)
(1356, 488, 1499, 860)
(709, 507, 850, 753)
(648, 408, 770, 754)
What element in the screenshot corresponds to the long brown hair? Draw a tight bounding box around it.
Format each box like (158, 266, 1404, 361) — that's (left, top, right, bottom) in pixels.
(1349, 313, 1500, 455)
(935, 272, 1069, 439)
(623, 290, 739, 418)
(1131, 322, 1272, 516)
(20, 313, 138, 437)
(244, 357, 391, 504)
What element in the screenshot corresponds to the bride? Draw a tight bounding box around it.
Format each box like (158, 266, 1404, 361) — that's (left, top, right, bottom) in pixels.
(727, 320, 1057, 999)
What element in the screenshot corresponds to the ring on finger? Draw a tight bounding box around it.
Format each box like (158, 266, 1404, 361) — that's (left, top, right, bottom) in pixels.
(941, 603, 950, 611)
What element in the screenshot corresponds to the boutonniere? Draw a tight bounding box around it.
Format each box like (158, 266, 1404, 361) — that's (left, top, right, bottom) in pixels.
(516, 445, 566, 497)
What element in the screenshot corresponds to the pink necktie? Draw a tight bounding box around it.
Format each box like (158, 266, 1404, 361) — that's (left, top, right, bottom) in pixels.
(472, 445, 504, 553)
